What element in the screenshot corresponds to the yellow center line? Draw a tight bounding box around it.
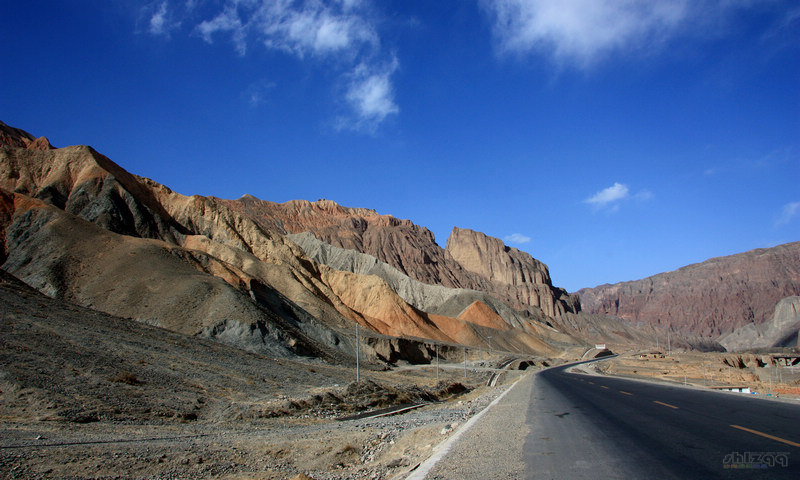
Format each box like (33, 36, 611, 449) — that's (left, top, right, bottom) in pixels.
(619, 391, 633, 396)
(653, 400, 679, 409)
(601, 385, 609, 389)
(730, 425, 800, 448)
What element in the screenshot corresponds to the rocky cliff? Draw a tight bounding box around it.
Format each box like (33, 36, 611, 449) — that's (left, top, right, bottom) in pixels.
(445, 227, 578, 317)
(577, 243, 800, 338)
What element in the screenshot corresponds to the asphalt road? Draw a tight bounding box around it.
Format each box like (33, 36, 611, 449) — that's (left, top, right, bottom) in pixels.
(525, 361, 800, 479)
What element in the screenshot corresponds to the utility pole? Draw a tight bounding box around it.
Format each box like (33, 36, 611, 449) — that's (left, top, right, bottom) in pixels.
(436, 345, 439, 383)
(355, 323, 359, 384)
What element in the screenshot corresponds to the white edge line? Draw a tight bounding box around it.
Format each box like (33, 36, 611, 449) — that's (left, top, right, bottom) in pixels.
(404, 375, 525, 480)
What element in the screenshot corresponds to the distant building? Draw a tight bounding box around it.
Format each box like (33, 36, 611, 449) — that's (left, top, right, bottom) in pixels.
(711, 386, 751, 394)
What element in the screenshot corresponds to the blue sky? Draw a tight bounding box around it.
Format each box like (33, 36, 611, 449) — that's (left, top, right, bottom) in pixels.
(2, 0, 798, 292)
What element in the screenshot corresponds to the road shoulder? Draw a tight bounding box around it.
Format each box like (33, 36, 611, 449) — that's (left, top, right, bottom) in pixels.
(406, 372, 534, 480)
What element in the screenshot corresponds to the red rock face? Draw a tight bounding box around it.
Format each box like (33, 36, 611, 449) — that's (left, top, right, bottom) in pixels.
(577, 242, 800, 337)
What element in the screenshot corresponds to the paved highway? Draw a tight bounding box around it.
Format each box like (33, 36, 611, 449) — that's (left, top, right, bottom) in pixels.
(417, 360, 800, 479)
(525, 361, 800, 478)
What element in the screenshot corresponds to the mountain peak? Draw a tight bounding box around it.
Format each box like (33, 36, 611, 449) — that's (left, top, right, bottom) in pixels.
(0, 121, 53, 150)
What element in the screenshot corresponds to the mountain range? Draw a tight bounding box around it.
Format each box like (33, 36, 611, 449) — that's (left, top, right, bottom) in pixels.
(578, 242, 800, 345)
(1, 120, 798, 361)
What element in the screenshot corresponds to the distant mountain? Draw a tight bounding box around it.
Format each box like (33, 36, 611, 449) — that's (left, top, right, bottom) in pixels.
(577, 243, 800, 339)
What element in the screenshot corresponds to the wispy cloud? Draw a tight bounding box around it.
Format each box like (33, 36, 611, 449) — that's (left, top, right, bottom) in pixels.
(148, 0, 397, 131)
(633, 189, 654, 201)
(479, 0, 759, 68)
(584, 182, 652, 212)
(197, 5, 246, 54)
(776, 201, 800, 226)
(196, 0, 379, 59)
(585, 182, 630, 207)
(242, 79, 277, 107)
(504, 233, 531, 244)
(148, 1, 179, 37)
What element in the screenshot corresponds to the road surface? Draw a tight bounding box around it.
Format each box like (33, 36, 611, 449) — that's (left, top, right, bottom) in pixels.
(418, 361, 800, 479)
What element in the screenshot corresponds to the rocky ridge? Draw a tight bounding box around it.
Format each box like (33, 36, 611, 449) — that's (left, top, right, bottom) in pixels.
(577, 242, 800, 338)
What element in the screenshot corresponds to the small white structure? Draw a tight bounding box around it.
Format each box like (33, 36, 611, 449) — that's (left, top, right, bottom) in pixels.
(595, 344, 606, 350)
(713, 386, 751, 394)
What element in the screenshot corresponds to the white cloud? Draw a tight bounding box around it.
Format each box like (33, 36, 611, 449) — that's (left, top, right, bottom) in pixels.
(342, 58, 399, 131)
(190, 0, 394, 131)
(776, 201, 800, 226)
(196, 0, 378, 59)
(480, 0, 746, 67)
(585, 182, 630, 206)
(584, 182, 654, 211)
(504, 233, 531, 244)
